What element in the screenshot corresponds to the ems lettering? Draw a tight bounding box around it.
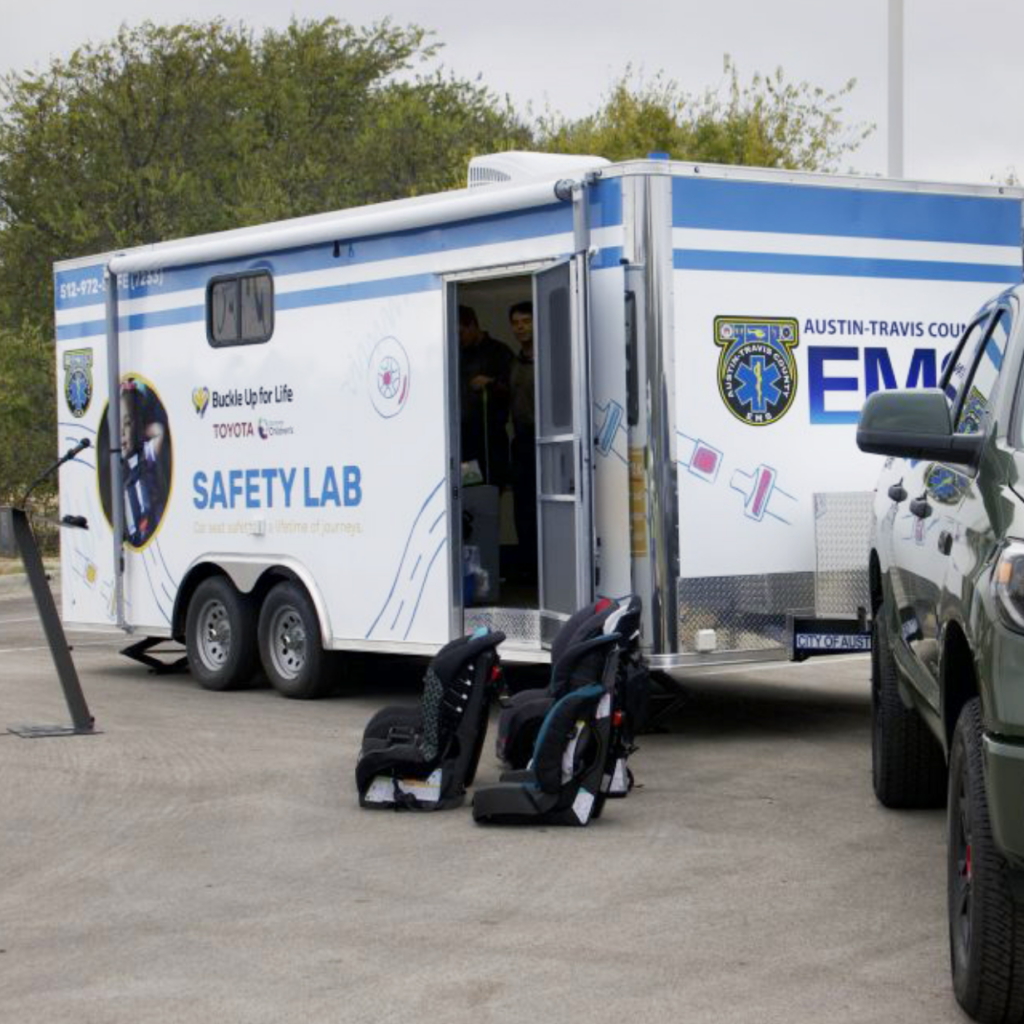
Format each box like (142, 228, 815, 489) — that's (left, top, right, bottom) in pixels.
(808, 345, 942, 425)
(192, 465, 361, 510)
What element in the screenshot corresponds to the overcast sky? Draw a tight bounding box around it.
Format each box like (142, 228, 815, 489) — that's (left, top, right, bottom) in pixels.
(1, 0, 1021, 186)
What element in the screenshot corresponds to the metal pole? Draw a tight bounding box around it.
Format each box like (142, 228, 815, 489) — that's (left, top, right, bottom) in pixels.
(7, 508, 96, 736)
(105, 266, 126, 630)
(888, 0, 905, 179)
(571, 180, 595, 604)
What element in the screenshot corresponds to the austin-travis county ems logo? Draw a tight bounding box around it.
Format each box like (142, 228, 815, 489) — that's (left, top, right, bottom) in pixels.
(63, 348, 93, 418)
(715, 316, 799, 426)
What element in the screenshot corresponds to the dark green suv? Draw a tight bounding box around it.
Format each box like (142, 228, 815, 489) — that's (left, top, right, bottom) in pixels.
(858, 288, 1024, 1022)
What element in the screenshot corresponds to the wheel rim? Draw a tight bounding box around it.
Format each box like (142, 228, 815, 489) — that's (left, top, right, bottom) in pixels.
(952, 767, 974, 967)
(197, 598, 231, 672)
(268, 605, 307, 681)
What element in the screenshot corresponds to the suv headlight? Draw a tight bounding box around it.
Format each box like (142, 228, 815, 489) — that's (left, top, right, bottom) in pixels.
(993, 541, 1024, 631)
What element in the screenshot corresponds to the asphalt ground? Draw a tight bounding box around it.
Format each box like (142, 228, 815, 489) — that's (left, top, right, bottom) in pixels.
(0, 591, 967, 1024)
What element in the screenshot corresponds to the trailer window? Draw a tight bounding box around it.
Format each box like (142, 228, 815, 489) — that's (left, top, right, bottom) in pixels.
(207, 271, 274, 346)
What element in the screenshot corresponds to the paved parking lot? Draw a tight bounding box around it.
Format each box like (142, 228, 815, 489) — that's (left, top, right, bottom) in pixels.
(0, 591, 966, 1023)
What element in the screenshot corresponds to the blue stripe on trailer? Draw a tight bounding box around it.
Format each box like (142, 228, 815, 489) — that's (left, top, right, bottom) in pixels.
(57, 305, 205, 341)
(56, 240, 627, 340)
(673, 177, 1022, 247)
(589, 177, 622, 229)
(54, 183, 624, 313)
(57, 270, 442, 339)
(276, 273, 440, 311)
(673, 249, 1023, 285)
(56, 319, 108, 341)
(53, 264, 109, 311)
(591, 246, 624, 270)
(54, 201, 585, 311)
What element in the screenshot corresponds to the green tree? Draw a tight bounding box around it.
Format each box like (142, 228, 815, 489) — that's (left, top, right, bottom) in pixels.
(0, 18, 528, 334)
(0, 324, 56, 507)
(536, 58, 872, 171)
(0, 18, 527, 501)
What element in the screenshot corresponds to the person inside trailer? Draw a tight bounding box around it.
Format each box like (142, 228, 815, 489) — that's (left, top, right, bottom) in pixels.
(458, 304, 513, 486)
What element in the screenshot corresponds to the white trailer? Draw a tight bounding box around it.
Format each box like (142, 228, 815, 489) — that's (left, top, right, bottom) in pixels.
(52, 154, 1024, 694)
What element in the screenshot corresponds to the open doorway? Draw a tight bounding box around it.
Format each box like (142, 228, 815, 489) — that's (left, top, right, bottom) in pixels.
(449, 258, 592, 649)
(453, 275, 539, 630)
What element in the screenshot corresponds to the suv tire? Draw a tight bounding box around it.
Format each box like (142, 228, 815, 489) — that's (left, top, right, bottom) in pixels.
(258, 581, 329, 699)
(948, 697, 1024, 1024)
(185, 576, 259, 691)
(871, 604, 946, 808)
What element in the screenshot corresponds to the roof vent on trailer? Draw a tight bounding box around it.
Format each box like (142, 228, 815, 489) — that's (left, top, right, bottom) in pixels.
(467, 151, 609, 188)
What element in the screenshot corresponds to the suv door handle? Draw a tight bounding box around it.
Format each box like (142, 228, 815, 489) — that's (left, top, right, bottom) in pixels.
(938, 530, 953, 556)
(888, 483, 908, 502)
(909, 495, 932, 519)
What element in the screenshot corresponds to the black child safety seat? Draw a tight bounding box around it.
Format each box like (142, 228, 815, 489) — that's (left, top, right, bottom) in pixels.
(472, 631, 619, 826)
(495, 595, 649, 798)
(355, 628, 505, 810)
(601, 596, 650, 797)
(494, 597, 618, 768)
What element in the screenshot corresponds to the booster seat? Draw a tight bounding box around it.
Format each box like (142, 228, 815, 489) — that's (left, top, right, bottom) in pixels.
(355, 629, 504, 810)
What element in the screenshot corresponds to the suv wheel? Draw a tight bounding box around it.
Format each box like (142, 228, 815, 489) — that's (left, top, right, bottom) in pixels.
(871, 604, 946, 808)
(185, 576, 258, 691)
(258, 581, 329, 699)
(948, 697, 1024, 1024)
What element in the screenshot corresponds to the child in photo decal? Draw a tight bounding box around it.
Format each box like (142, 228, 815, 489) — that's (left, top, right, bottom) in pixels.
(117, 378, 171, 547)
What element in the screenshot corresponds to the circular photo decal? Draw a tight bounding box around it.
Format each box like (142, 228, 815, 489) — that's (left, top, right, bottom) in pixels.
(368, 336, 410, 418)
(97, 375, 173, 549)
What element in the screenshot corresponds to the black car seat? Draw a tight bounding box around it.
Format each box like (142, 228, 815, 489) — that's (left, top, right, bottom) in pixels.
(355, 628, 504, 810)
(472, 632, 619, 826)
(496, 595, 649, 798)
(601, 596, 650, 797)
(494, 597, 618, 768)
(364, 600, 617, 770)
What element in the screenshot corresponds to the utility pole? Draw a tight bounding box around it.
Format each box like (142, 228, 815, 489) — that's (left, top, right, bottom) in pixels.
(888, 0, 904, 178)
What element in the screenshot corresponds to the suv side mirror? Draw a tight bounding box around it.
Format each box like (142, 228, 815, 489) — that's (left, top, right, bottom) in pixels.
(856, 388, 984, 467)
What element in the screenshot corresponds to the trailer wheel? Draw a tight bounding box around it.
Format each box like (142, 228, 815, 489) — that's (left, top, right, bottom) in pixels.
(871, 603, 946, 808)
(948, 697, 1024, 1023)
(258, 582, 328, 699)
(185, 576, 258, 691)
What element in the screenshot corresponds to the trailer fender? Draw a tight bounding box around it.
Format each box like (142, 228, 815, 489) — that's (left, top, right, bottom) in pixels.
(173, 556, 332, 649)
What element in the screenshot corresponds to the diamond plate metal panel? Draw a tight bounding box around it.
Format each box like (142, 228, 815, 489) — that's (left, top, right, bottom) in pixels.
(813, 491, 873, 616)
(678, 572, 815, 652)
(464, 607, 541, 646)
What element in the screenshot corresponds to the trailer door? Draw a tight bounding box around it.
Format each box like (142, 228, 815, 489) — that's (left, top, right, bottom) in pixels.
(534, 257, 594, 644)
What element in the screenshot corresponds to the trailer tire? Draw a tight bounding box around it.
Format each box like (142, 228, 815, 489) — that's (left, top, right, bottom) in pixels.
(185, 576, 259, 691)
(258, 582, 329, 699)
(948, 697, 1024, 1023)
(871, 604, 946, 809)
